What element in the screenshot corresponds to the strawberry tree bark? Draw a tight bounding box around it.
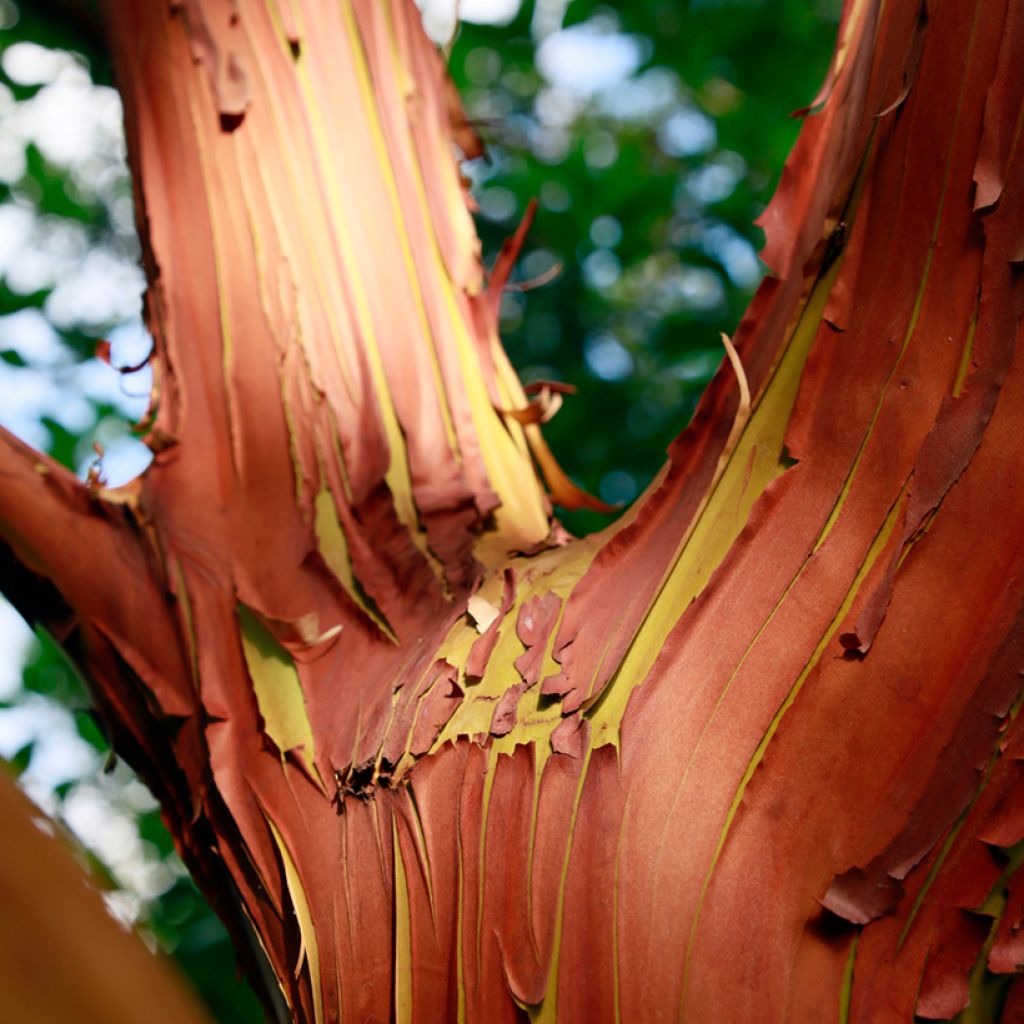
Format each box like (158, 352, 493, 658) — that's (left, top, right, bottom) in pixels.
(3, 0, 1024, 1020)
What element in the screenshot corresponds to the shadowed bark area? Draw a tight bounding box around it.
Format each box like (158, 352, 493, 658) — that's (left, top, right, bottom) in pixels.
(2, 0, 1024, 1020)
(0, 771, 212, 1024)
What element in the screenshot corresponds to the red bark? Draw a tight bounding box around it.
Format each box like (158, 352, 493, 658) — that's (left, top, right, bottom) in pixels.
(2, 0, 1024, 1020)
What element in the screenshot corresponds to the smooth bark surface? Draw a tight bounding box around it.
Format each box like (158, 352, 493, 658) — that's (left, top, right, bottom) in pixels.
(2, 0, 1024, 1020)
(0, 771, 211, 1024)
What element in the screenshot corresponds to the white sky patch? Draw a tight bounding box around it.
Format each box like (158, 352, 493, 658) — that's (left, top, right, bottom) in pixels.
(416, 0, 522, 40)
(0, 696, 98, 786)
(531, 0, 570, 39)
(82, 415, 153, 488)
(0, 304, 151, 459)
(686, 152, 746, 205)
(536, 21, 644, 97)
(0, 307, 63, 362)
(0, 597, 33, 703)
(460, 0, 521, 24)
(0, 84, 26, 183)
(0, 40, 153, 488)
(415, 0, 457, 45)
(2, 41, 80, 86)
(598, 66, 680, 122)
(659, 107, 717, 157)
(45, 248, 145, 329)
(0, 203, 33, 273)
(534, 84, 581, 128)
(6, 66, 123, 169)
(0, 359, 89, 447)
(0, 603, 98, 793)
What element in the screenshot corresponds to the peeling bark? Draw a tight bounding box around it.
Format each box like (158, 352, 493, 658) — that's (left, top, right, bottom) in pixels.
(3, 0, 1024, 1020)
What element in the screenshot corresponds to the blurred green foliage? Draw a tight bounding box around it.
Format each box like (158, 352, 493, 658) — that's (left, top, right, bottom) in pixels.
(451, 0, 837, 532)
(0, 0, 838, 1019)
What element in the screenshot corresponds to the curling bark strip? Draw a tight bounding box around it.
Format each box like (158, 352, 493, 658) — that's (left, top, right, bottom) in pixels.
(2, 0, 1024, 1019)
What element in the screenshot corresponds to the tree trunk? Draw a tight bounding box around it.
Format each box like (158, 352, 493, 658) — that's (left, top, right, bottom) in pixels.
(3, 0, 1024, 1020)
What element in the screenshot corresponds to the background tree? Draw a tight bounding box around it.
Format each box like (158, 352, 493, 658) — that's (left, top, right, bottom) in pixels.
(7, 0, 1024, 1022)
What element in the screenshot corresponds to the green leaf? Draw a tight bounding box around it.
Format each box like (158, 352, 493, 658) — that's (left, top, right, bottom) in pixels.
(22, 625, 89, 705)
(74, 710, 109, 752)
(7, 741, 34, 776)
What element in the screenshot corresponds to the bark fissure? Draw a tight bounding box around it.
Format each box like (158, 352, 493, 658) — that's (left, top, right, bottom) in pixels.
(3, 0, 1024, 1019)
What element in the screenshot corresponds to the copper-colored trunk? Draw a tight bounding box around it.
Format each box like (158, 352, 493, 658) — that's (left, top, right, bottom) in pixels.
(2, 0, 1024, 1020)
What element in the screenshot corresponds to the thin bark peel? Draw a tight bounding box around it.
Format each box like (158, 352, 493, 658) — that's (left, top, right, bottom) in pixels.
(2, 0, 1024, 1020)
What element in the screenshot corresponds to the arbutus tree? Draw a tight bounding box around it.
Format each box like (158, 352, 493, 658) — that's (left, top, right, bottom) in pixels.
(2, 0, 1024, 1020)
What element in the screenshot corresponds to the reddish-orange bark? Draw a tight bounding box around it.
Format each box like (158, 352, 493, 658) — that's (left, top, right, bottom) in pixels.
(2, 0, 1024, 1020)
(0, 771, 211, 1023)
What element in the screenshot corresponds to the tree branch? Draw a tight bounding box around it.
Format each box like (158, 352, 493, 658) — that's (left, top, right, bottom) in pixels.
(0, 427, 193, 718)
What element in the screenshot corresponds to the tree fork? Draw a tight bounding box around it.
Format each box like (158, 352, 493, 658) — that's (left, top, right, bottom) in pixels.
(3, 0, 1024, 1020)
